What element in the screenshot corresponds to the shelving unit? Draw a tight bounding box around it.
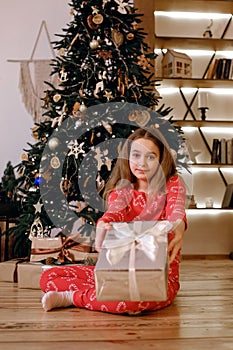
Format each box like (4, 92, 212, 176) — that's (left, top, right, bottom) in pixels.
(154, 0, 233, 193)
(133, 0, 233, 255)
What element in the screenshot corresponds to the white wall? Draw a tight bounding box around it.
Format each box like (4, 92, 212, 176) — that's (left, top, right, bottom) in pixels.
(0, 0, 70, 178)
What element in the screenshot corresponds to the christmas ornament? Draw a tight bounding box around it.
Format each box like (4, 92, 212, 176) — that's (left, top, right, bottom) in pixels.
(72, 101, 81, 117)
(79, 102, 87, 112)
(103, 90, 113, 101)
(111, 29, 124, 47)
(33, 201, 43, 213)
(48, 137, 60, 151)
(126, 33, 134, 40)
(68, 140, 85, 159)
(90, 39, 99, 50)
(87, 15, 98, 30)
(94, 148, 112, 171)
(59, 47, 67, 56)
(21, 153, 29, 161)
(50, 156, 61, 169)
(29, 217, 44, 239)
(59, 67, 68, 82)
(60, 178, 72, 195)
(93, 13, 104, 25)
(34, 176, 43, 187)
(115, 0, 128, 14)
(31, 125, 40, 140)
(53, 93, 61, 102)
(128, 109, 151, 127)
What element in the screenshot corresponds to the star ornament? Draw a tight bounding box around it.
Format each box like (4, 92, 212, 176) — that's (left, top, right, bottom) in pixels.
(68, 140, 85, 159)
(103, 90, 113, 101)
(33, 201, 43, 213)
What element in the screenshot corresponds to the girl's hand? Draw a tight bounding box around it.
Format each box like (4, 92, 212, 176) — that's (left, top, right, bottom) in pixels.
(95, 221, 112, 252)
(168, 219, 186, 263)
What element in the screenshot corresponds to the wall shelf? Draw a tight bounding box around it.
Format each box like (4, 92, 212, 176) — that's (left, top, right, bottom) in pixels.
(173, 120, 233, 127)
(156, 78, 233, 89)
(190, 163, 233, 168)
(154, 36, 233, 51)
(154, 0, 233, 13)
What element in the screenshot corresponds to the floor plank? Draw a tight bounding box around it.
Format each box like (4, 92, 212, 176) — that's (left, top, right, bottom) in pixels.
(0, 259, 233, 349)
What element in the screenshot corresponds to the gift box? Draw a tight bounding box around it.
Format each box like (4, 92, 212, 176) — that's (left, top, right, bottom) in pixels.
(30, 233, 92, 263)
(0, 258, 28, 282)
(17, 262, 44, 289)
(94, 221, 172, 302)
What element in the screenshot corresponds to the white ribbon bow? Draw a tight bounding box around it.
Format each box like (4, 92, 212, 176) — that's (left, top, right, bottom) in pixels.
(102, 221, 172, 300)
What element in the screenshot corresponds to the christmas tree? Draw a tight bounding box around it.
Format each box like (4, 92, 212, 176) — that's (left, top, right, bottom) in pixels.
(11, 0, 187, 259)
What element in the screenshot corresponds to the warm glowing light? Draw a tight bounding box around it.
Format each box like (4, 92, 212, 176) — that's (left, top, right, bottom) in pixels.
(181, 127, 197, 133)
(200, 127, 233, 134)
(157, 88, 179, 95)
(186, 209, 233, 214)
(154, 11, 231, 20)
(191, 167, 219, 173)
(176, 50, 214, 57)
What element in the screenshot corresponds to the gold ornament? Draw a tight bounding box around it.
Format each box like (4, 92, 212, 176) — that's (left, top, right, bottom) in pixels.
(21, 153, 28, 161)
(59, 47, 67, 56)
(53, 93, 61, 102)
(31, 125, 40, 139)
(103, 90, 113, 101)
(72, 101, 81, 117)
(50, 156, 61, 169)
(128, 110, 151, 127)
(111, 29, 124, 47)
(87, 15, 98, 30)
(126, 33, 134, 40)
(128, 110, 137, 121)
(89, 39, 99, 50)
(92, 13, 104, 24)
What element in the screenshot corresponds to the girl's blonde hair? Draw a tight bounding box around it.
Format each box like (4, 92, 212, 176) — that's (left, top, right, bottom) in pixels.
(103, 127, 177, 201)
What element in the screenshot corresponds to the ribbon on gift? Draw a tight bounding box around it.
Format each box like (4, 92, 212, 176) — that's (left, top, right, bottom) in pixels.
(30, 234, 90, 263)
(102, 221, 172, 300)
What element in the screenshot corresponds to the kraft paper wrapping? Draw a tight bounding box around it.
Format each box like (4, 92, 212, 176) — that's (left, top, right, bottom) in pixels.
(94, 221, 171, 302)
(0, 259, 28, 282)
(17, 262, 44, 289)
(30, 235, 91, 263)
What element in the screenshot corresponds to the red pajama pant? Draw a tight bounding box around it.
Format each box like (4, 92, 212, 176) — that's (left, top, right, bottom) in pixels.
(40, 255, 180, 314)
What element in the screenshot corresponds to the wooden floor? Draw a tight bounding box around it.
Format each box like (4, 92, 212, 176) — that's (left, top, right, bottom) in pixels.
(0, 259, 233, 350)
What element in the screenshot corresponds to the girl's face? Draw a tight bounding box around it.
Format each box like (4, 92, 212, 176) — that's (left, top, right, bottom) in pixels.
(129, 138, 160, 185)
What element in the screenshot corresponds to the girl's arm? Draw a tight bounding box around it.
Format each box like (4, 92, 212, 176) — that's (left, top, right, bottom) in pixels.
(165, 176, 187, 262)
(95, 188, 132, 251)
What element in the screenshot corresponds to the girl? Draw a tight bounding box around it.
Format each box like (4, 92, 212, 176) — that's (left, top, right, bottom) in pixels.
(40, 127, 187, 314)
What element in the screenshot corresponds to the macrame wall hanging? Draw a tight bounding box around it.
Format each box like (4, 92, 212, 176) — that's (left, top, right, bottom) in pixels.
(8, 21, 57, 123)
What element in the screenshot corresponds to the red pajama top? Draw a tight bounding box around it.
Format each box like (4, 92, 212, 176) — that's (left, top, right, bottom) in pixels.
(100, 175, 187, 227)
